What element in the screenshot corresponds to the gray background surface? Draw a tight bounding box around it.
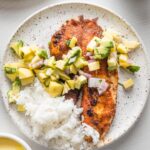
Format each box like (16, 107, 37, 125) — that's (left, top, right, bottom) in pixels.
(0, 0, 149, 150)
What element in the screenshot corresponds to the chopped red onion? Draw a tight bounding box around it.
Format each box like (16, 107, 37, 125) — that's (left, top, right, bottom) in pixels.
(79, 70, 92, 78)
(86, 52, 92, 57)
(89, 56, 95, 60)
(88, 77, 109, 95)
(88, 59, 95, 63)
(97, 80, 109, 95)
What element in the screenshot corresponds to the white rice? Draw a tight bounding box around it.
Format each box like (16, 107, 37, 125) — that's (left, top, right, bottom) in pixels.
(16, 79, 100, 150)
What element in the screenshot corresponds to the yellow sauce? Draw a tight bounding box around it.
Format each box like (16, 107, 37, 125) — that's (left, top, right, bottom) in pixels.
(0, 137, 25, 150)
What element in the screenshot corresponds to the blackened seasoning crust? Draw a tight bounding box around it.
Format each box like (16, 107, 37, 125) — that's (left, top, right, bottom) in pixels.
(65, 89, 80, 104)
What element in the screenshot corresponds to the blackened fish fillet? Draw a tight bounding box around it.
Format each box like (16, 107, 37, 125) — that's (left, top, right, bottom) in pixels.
(50, 16, 118, 139)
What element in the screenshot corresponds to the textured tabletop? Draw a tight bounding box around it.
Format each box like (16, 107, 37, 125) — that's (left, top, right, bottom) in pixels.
(0, 0, 150, 150)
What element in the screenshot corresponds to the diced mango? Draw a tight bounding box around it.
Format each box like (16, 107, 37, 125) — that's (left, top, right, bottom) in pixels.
(123, 40, 140, 51)
(18, 68, 34, 79)
(119, 54, 130, 68)
(21, 77, 34, 86)
(117, 44, 128, 54)
(62, 82, 70, 95)
(88, 61, 100, 71)
(69, 37, 77, 48)
(17, 104, 25, 112)
(56, 60, 66, 70)
(122, 78, 134, 89)
(48, 81, 64, 97)
(75, 75, 87, 89)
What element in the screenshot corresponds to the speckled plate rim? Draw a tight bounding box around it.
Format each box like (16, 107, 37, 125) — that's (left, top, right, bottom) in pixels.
(1, 1, 150, 149)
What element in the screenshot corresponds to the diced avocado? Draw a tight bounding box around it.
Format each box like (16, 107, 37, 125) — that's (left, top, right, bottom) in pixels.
(55, 69, 70, 81)
(123, 40, 140, 51)
(117, 44, 128, 54)
(119, 54, 130, 68)
(66, 47, 81, 65)
(67, 56, 78, 65)
(71, 46, 82, 56)
(88, 61, 100, 71)
(62, 82, 70, 95)
(127, 65, 140, 73)
(44, 78, 51, 87)
(107, 57, 117, 71)
(122, 78, 134, 89)
(75, 75, 87, 89)
(4, 64, 18, 81)
(66, 40, 71, 47)
(56, 60, 66, 70)
(4, 67, 17, 74)
(94, 40, 114, 59)
(37, 49, 48, 59)
(74, 57, 88, 69)
(94, 54, 101, 60)
(17, 104, 25, 112)
(7, 79, 21, 103)
(44, 56, 56, 68)
(68, 37, 77, 48)
(101, 40, 114, 48)
(19, 46, 35, 61)
(10, 40, 24, 58)
(87, 37, 101, 52)
(66, 80, 75, 90)
(99, 44, 113, 59)
(48, 81, 64, 97)
(70, 64, 78, 74)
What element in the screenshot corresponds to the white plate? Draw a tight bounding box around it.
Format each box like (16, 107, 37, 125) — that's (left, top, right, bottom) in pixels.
(1, 2, 150, 149)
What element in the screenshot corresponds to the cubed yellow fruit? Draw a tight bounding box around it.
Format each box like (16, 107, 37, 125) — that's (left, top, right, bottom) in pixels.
(123, 40, 140, 51)
(56, 60, 66, 70)
(88, 61, 100, 71)
(18, 68, 34, 79)
(69, 37, 77, 48)
(75, 75, 87, 89)
(20, 46, 34, 61)
(17, 104, 25, 112)
(48, 81, 64, 97)
(37, 72, 47, 83)
(108, 57, 117, 67)
(122, 78, 134, 89)
(62, 82, 70, 95)
(117, 44, 128, 54)
(66, 80, 75, 89)
(119, 54, 130, 68)
(21, 77, 34, 86)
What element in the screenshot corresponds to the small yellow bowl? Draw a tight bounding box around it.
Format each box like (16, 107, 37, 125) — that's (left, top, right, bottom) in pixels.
(0, 133, 32, 150)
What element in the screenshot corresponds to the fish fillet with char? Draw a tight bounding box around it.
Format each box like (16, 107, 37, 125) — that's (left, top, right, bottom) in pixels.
(50, 16, 118, 139)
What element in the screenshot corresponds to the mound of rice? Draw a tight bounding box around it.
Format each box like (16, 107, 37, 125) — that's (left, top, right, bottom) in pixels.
(16, 79, 99, 150)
